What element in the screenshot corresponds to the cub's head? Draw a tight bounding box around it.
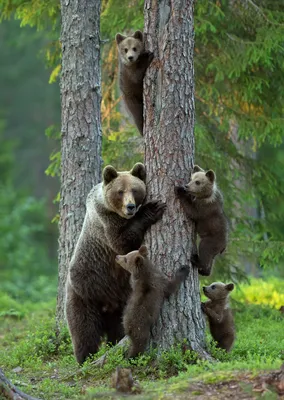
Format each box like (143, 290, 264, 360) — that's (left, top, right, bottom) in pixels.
(115, 30, 144, 66)
(185, 165, 216, 199)
(115, 245, 148, 274)
(103, 163, 146, 219)
(203, 282, 234, 301)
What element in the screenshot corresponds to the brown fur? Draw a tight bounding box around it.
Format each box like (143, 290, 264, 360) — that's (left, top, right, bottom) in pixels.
(65, 163, 166, 364)
(201, 282, 235, 352)
(116, 246, 189, 358)
(116, 30, 153, 135)
(175, 165, 229, 276)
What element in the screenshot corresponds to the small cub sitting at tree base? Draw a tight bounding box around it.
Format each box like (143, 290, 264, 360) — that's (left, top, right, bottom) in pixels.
(115, 246, 189, 358)
(202, 282, 235, 352)
(174, 165, 229, 276)
(116, 30, 153, 135)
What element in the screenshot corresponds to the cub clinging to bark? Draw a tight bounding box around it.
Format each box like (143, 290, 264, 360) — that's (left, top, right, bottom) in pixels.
(201, 282, 235, 352)
(116, 30, 153, 135)
(174, 165, 229, 276)
(116, 245, 189, 358)
(65, 163, 166, 364)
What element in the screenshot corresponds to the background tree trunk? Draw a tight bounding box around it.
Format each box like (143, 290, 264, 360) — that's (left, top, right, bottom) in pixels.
(57, 0, 102, 323)
(144, 0, 206, 355)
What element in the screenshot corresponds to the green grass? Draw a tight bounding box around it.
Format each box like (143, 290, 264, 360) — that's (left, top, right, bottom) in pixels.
(0, 278, 283, 399)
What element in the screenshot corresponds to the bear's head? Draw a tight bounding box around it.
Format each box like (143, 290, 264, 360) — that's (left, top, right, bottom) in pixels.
(103, 163, 146, 219)
(203, 282, 234, 301)
(115, 245, 148, 274)
(185, 165, 216, 199)
(115, 30, 144, 66)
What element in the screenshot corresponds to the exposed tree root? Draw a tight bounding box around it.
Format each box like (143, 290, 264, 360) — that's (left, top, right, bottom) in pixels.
(0, 368, 40, 400)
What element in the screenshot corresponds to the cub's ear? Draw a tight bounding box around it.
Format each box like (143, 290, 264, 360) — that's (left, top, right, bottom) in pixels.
(130, 163, 146, 182)
(133, 30, 143, 41)
(139, 245, 148, 257)
(193, 165, 204, 173)
(134, 255, 144, 268)
(115, 33, 126, 44)
(103, 165, 118, 185)
(205, 170, 215, 183)
(226, 283, 234, 292)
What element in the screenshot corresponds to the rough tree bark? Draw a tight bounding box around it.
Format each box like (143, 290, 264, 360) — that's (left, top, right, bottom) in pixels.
(144, 0, 207, 355)
(57, 0, 102, 322)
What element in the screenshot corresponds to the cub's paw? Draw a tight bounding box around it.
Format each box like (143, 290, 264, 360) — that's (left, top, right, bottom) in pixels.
(201, 302, 206, 313)
(198, 267, 211, 277)
(178, 265, 190, 279)
(190, 253, 199, 266)
(147, 51, 154, 63)
(174, 185, 186, 196)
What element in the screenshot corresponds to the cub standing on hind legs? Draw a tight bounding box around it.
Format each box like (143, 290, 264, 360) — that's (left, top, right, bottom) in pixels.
(115, 30, 154, 135)
(115, 245, 189, 358)
(201, 282, 235, 352)
(174, 165, 229, 276)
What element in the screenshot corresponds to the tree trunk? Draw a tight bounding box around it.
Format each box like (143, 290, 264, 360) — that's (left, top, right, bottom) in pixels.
(57, 0, 102, 323)
(144, 0, 206, 355)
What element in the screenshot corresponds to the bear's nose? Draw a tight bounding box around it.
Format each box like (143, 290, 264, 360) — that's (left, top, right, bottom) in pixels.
(126, 203, 136, 213)
(128, 56, 134, 61)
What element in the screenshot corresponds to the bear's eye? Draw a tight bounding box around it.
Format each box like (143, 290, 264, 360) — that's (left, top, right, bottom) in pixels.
(132, 189, 137, 195)
(124, 48, 128, 53)
(195, 180, 200, 185)
(118, 190, 124, 196)
(132, 47, 136, 52)
(211, 285, 216, 290)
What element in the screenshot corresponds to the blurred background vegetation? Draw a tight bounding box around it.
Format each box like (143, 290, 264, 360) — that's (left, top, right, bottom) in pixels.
(0, 0, 283, 310)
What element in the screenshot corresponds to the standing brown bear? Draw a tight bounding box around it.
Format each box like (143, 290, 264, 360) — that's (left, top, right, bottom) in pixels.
(202, 282, 235, 352)
(116, 246, 189, 358)
(65, 163, 166, 364)
(175, 165, 229, 276)
(116, 30, 153, 135)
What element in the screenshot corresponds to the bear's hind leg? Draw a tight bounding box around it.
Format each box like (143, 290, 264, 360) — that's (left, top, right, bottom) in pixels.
(104, 309, 125, 346)
(66, 287, 103, 364)
(127, 332, 149, 359)
(191, 238, 215, 276)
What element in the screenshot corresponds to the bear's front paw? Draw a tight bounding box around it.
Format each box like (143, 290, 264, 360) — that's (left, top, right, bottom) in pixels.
(174, 185, 186, 196)
(190, 253, 199, 266)
(147, 51, 154, 63)
(201, 302, 206, 313)
(141, 200, 166, 223)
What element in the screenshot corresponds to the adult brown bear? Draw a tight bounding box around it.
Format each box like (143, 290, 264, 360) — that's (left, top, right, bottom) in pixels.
(65, 163, 165, 364)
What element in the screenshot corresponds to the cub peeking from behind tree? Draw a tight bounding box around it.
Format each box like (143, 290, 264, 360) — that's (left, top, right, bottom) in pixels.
(115, 245, 189, 358)
(115, 30, 153, 135)
(174, 165, 229, 276)
(201, 282, 235, 352)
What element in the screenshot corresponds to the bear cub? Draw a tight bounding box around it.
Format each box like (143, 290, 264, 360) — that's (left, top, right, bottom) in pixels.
(201, 282, 235, 352)
(116, 245, 189, 358)
(175, 165, 229, 276)
(116, 30, 153, 135)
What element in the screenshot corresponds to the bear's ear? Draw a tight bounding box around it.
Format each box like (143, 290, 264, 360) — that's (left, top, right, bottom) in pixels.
(139, 245, 148, 257)
(134, 255, 144, 269)
(226, 283, 234, 292)
(205, 170, 215, 183)
(103, 165, 118, 185)
(193, 165, 204, 173)
(133, 30, 143, 41)
(115, 33, 126, 44)
(130, 163, 146, 182)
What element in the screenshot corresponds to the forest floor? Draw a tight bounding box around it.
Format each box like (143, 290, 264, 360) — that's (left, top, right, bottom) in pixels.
(0, 277, 283, 400)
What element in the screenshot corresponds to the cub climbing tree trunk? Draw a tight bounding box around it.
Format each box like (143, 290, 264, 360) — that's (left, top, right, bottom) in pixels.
(57, 0, 102, 323)
(144, 0, 206, 354)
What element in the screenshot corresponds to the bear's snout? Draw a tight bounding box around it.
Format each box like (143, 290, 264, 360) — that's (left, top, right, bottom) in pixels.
(126, 203, 136, 214)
